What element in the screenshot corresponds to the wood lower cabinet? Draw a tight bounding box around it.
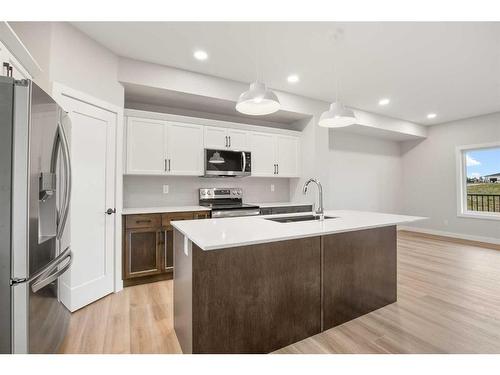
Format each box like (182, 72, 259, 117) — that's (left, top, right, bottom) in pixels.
(322, 226, 397, 329)
(124, 227, 162, 279)
(123, 210, 209, 286)
(174, 225, 398, 353)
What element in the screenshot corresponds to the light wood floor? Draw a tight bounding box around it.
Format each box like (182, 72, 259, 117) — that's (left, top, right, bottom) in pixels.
(60, 231, 500, 354)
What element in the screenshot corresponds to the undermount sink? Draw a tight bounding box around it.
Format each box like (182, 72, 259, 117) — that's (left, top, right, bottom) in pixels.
(265, 215, 337, 223)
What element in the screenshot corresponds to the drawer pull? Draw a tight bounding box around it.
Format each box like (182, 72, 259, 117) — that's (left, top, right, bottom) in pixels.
(136, 219, 152, 224)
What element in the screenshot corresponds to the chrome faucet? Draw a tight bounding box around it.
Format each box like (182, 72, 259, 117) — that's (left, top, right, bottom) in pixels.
(302, 178, 324, 221)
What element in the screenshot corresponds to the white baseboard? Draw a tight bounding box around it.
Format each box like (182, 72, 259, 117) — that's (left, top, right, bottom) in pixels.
(398, 225, 500, 246)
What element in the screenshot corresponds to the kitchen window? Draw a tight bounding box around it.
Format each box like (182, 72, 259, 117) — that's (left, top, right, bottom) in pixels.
(456, 143, 500, 220)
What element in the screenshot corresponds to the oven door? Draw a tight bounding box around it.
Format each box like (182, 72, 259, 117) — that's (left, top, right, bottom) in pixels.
(204, 149, 251, 177)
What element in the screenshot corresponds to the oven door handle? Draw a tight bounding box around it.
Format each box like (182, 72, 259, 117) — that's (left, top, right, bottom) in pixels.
(211, 208, 261, 218)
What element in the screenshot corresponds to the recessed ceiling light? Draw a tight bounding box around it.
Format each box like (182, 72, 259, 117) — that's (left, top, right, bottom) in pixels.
(427, 113, 437, 119)
(287, 74, 299, 83)
(378, 98, 390, 106)
(193, 50, 208, 61)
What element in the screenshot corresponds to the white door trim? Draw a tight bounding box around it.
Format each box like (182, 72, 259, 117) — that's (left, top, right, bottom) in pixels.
(51, 82, 124, 294)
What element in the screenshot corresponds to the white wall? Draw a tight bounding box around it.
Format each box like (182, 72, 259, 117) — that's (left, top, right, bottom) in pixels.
(401, 112, 500, 240)
(10, 22, 124, 106)
(289, 113, 404, 214)
(323, 129, 403, 212)
(48, 23, 123, 107)
(123, 176, 290, 207)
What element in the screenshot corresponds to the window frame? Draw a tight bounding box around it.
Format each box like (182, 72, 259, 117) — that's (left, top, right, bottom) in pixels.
(456, 142, 500, 221)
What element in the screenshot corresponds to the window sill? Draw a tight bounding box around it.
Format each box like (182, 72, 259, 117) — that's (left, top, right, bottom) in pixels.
(458, 211, 500, 221)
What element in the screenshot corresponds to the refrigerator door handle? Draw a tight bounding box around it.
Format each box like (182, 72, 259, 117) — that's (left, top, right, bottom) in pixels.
(11, 246, 71, 287)
(50, 111, 72, 239)
(31, 247, 72, 293)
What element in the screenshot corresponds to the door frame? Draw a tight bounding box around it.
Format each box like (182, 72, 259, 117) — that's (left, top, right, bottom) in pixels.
(52, 82, 124, 294)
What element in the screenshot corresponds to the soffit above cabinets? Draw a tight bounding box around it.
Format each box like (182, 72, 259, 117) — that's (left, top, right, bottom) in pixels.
(123, 83, 311, 131)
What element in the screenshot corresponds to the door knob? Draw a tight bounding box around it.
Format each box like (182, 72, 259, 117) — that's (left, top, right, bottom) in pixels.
(106, 208, 116, 215)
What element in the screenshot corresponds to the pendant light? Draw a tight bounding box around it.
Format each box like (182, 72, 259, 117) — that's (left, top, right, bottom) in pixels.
(236, 81, 280, 116)
(319, 29, 356, 128)
(318, 102, 356, 128)
(236, 32, 280, 116)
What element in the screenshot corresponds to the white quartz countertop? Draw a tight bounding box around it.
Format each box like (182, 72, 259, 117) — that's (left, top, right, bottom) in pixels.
(122, 206, 210, 215)
(249, 202, 313, 208)
(171, 210, 425, 250)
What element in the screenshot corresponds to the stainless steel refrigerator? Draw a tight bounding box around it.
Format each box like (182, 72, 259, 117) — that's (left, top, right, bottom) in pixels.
(0, 76, 73, 354)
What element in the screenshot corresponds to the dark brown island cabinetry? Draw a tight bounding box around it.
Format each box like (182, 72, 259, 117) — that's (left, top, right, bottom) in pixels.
(123, 210, 209, 286)
(174, 225, 397, 353)
(322, 226, 397, 329)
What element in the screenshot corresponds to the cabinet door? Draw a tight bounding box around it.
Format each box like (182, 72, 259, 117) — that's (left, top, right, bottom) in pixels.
(124, 228, 162, 279)
(204, 126, 228, 149)
(166, 122, 204, 175)
(276, 135, 300, 177)
(126, 117, 165, 174)
(249, 132, 276, 177)
(227, 129, 248, 151)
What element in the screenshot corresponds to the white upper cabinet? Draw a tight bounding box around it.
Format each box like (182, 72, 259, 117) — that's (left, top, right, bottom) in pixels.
(125, 112, 300, 178)
(126, 117, 165, 175)
(249, 132, 300, 178)
(276, 135, 300, 177)
(165, 121, 203, 175)
(126, 117, 203, 176)
(226, 129, 248, 150)
(249, 132, 276, 177)
(204, 126, 248, 151)
(204, 126, 227, 149)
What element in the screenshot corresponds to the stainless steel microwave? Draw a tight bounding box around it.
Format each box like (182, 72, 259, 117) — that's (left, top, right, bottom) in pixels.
(203, 149, 251, 177)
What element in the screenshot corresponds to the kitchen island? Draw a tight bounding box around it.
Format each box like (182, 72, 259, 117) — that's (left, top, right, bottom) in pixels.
(172, 210, 423, 354)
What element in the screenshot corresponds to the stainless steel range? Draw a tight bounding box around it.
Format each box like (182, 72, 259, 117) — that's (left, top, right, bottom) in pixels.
(199, 188, 260, 218)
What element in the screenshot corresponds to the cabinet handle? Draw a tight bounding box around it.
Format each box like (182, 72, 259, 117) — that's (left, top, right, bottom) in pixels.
(277, 164, 279, 175)
(164, 159, 167, 172)
(164, 230, 168, 269)
(225, 136, 228, 148)
(229, 136, 231, 148)
(136, 220, 152, 224)
(168, 159, 171, 171)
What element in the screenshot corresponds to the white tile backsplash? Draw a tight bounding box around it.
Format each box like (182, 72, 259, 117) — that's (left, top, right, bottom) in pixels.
(123, 175, 290, 208)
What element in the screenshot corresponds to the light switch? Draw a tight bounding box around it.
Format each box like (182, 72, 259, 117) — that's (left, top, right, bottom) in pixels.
(163, 185, 169, 194)
(270, 184, 275, 192)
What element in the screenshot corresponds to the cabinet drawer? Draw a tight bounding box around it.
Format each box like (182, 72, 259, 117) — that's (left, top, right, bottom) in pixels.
(125, 214, 161, 229)
(162, 212, 194, 229)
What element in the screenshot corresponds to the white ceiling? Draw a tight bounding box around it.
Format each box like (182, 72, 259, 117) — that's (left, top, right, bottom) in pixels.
(73, 22, 500, 125)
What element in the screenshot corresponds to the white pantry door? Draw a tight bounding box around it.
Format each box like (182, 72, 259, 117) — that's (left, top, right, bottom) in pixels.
(58, 95, 116, 312)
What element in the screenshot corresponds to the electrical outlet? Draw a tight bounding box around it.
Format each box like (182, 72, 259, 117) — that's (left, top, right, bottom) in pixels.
(270, 184, 275, 192)
(163, 185, 169, 194)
